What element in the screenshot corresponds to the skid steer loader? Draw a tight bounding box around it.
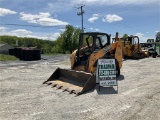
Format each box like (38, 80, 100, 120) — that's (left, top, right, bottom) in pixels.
(43, 32, 123, 95)
(123, 35, 149, 59)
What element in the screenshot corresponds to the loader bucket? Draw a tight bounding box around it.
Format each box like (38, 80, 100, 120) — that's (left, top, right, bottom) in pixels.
(43, 68, 96, 95)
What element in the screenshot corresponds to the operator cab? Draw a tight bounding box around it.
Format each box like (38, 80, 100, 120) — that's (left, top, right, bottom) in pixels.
(124, 36, 140, 49)
(75, 32, 110, 67)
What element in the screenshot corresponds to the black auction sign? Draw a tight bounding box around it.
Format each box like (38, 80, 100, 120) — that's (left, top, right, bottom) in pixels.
(96, 59, 117, 87)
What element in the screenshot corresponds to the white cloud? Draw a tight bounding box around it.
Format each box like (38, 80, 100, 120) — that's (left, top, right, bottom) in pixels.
(0, 27, 7, 31)
(24, 32, 60, 40)
(87, 27, 99, 31)
(0, 8, 17, 16)
(88, 14, 99, 23)
(49, 32, 60, 40)
(26, 34, 57, 40)
(134, 33, 151, 43)
(11, 29, 32, 35)
(0, 29, 32, 37)
(135, 33, 144, 37)
(0, 27, 60, 40)
(95, 29, 99, 31)
(59, 29, 65, 32)
(25, 35, 47, 40)
(102, 14, 123, 23)
(155, 30, 159, 33)
(88, 13, 123, 23)
(20, 12, 69, 26)
(38, 17, 68, 26)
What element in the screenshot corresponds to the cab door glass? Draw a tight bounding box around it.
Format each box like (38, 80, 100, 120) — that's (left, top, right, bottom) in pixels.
(82, 35, 93, 48)
(97, 35, 108, 47)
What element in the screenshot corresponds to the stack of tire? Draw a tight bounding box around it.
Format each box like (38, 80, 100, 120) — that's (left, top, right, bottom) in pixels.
(9, 49, 15, 55)
(9, 48, 41, 61)
(34, 49, 41, 60)
(21, 49, 34, 61)
(16, 48, 22, 58)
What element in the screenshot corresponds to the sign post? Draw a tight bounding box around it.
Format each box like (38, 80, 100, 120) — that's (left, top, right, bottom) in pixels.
(96, 59, 118, 91)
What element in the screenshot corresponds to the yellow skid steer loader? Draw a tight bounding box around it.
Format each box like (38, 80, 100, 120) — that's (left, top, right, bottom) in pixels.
(43, 32, 123, 95)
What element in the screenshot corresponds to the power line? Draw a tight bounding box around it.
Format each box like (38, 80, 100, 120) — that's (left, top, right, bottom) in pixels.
(1, 23, 65, 29)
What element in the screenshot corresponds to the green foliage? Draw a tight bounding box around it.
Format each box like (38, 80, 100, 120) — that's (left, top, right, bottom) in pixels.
(0, 54, 18, 61)
(122, 34, 128, 39)
(0, 25, 81, 54)
(58, 25, 81, 53)
(0, 40, 6, 44)
(0, 35, 55, 54)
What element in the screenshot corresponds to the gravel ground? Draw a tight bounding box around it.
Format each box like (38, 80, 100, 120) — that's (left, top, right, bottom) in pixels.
(0, 55, 160, 120)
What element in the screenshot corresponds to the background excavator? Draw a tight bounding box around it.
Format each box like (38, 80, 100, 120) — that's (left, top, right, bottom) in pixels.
(43, 32, 123, 95)
(122, 35, 149, 59)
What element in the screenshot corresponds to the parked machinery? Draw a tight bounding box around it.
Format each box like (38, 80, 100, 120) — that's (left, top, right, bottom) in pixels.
(122, 35, 149, 59)
(140, 32, 160, 58)
(43, 32, 123, 95)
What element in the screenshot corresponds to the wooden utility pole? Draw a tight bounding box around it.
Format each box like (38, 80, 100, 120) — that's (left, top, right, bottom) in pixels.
(77, 5, 85, 32)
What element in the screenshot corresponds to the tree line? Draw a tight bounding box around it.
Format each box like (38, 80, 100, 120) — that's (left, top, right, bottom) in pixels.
(0, 25, 82, 54)
(0, 24, 128, 54)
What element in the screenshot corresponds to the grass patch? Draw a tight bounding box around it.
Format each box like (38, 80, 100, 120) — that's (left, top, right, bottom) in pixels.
(0, 54, 19, 61)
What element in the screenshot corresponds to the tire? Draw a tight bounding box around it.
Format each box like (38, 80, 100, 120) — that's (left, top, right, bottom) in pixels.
(152, 52, 158, 58)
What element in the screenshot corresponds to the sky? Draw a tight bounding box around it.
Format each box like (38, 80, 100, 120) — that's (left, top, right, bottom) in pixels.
(0, 0, 159, 42)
